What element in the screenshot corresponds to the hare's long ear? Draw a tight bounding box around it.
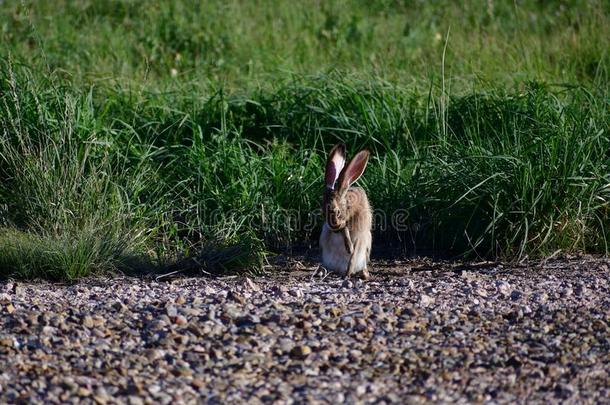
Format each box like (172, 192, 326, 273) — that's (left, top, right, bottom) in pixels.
(337, 149, 370, 192)
(325, 144, 346, 189)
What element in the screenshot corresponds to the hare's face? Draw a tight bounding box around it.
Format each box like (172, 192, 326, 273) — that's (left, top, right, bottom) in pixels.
(323, 189, 347, 231)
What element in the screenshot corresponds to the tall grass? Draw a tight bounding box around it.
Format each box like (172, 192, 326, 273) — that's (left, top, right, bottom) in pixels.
(0, 63, 151, 279)
(0, 1, 608, 279)
(0, 63, 266, 279)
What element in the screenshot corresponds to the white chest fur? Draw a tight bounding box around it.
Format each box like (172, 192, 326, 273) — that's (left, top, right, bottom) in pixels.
(319, 223, 367, 275)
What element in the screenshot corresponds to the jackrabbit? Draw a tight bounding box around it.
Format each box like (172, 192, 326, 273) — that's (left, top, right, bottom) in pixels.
(319, 144, 372, 278)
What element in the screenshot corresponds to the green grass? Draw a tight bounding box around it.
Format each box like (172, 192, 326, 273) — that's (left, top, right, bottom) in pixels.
(2, 0, 607, 91)
(0, 0, 608, 279)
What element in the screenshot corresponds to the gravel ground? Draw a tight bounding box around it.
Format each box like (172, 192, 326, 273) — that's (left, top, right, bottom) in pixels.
(0, 257, 609, 404)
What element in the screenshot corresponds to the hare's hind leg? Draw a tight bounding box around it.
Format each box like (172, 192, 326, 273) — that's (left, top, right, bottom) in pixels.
(361, 243, 371, 279)
(360, 266, 370, 280)
(353, 240, 371, 280)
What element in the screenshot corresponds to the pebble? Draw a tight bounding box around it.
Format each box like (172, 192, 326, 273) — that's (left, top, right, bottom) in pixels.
(82, 315, 94, 328)
(290, 345, 312, 359)
(278, 338, 294, 353)
(510, 290, 523, 301)
(420, 294, 435, 306)
(496, 281, 511, 296)
(166, 305, 178, 318)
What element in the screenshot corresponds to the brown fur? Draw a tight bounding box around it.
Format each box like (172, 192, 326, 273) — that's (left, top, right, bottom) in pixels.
(320, 145, 373, 278)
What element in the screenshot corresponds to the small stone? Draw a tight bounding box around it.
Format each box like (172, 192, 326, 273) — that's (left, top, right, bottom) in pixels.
(278, 338, 294, 354)
(82, 315, 94, 328)
(496, 281, 511, 296)
(1, 282, 13, 293)
(166, 305, 178, 318)
(0, 337, 14, 347)
(26, 313, 38, 326)
(175, 315, 188, 326)
(533, 292, 548, 304)
(298, 320, 313, 331)
(91, 315, 105, 327)
(128, 396, 144, 405)
(289, 289, 304, 298)
(146, 349, 165, 361)
(255, 324, 272, 335)
(227, 291, 246, 304)
(186, 324, 203, 337)
(183, 308, 201, 317)
(574, 285, 587, 296)
(290, 345, 312, 359)
(510, 290, 523, 301)
(78, 387, 91, 397)
(420, 294, 435, 307)
(93, 396, 108, 405)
